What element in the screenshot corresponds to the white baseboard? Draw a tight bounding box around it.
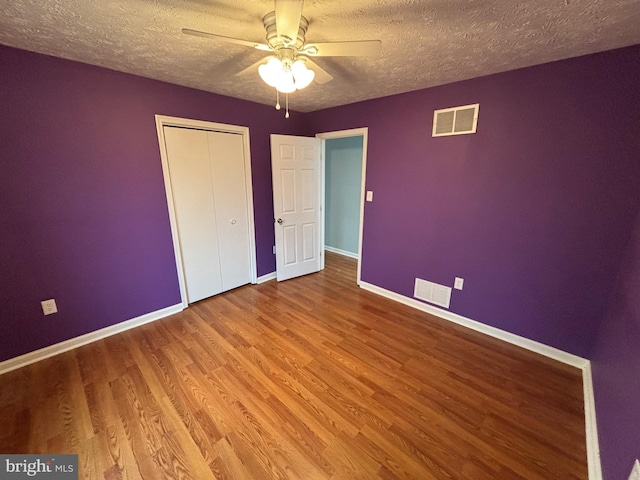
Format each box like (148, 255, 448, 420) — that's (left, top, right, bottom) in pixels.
(257, 272, 276, 284)
(358, 280, 602, 480)
(582, 363, 603, 480)
(325, 245, 359, 259)
(0, 303, 183, 375)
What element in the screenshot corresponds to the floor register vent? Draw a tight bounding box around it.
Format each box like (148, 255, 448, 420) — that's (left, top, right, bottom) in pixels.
(414, 278, 452, 309)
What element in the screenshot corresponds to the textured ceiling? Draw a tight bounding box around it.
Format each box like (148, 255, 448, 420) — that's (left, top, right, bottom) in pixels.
(1, 0, 639, 112)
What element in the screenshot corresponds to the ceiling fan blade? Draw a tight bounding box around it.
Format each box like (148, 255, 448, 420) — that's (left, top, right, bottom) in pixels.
(275, 0, 303, 44)
(182, 28, 271, 51)
(304, 58, 333, 84)
(236, 56, 275, 77)
(303, 40, 382, 57)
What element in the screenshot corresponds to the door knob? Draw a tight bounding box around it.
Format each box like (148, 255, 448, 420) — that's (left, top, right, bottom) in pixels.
(230, 219, 237, 225)
(277, 218, 283, 224)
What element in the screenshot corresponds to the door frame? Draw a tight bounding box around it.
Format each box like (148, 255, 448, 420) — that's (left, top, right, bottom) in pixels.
(316, 127, 368, 285)
(155, 115, 257, 308)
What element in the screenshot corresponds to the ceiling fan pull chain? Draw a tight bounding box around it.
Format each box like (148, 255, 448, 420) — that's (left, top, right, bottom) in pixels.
(275, 89, 281, 110)
(285, 93, 290, 118)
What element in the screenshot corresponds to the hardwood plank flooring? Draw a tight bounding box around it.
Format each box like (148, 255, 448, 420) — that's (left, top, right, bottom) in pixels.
(0, 252, 587, 479)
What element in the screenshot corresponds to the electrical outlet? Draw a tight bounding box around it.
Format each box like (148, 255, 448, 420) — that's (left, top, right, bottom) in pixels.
(41, 299, 58, 315)
(366, 191, 374, 202)
(273, 245, 276, 254)
(629, 459, 640, 480)
(454, 277, 464, 290)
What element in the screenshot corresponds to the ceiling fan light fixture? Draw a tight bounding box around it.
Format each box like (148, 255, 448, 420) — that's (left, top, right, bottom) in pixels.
(259, 56, 315, 93)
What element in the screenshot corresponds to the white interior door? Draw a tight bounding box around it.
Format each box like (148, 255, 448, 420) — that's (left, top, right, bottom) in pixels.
(271, 134, 322, 281)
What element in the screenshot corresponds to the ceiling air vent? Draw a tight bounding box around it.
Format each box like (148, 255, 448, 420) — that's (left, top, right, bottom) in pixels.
(432, 103, 479, 137)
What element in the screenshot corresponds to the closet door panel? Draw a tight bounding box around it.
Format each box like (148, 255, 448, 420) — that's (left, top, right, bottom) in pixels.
(208, 131, 252, 291)
(163, 126, 223, 302)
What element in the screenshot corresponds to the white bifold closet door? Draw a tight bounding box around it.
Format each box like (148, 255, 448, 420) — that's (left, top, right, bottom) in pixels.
(163, 126, 252, 303)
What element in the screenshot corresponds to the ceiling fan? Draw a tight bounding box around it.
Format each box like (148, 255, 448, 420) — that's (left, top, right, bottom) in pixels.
(182, 0, 382, 116)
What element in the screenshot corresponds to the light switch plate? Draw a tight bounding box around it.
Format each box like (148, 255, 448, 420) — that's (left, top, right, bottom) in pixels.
(454, 277, 464, 290)
(41, 299, 58, 315)
(629, 459, 640, 480)
(366, 191, 373, 202)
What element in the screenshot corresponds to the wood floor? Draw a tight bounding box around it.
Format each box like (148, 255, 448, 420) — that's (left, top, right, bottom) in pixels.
(0, 252, 587, 479)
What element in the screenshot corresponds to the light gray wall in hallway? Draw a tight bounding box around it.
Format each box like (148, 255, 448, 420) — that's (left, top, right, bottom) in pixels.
(325, 136, 363, 255)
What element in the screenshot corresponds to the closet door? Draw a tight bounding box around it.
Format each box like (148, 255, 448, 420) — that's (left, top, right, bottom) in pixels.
(164, 126, 223, 303)
(163, 127, 252, 303)
(207, 131, 251, 291)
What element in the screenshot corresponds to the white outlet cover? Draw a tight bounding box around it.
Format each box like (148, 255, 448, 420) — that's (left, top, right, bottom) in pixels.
(41, 299, 58, 315)
(454, 277, 464, 290)
(629, 459, 640, 480)
(366, 191, 373, 202)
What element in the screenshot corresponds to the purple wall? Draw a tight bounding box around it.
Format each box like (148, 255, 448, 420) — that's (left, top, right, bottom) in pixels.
(591, 207, 640, 479)
(305, 44, 640, 479)
(0, 45, 301, 362)
(305, 45, 640, 359)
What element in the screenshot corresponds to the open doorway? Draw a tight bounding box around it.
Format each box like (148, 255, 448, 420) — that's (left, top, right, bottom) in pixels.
(316, 128, 368, 285)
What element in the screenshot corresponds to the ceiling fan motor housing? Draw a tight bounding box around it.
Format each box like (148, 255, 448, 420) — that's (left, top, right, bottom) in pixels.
(263, 11, 308, 52)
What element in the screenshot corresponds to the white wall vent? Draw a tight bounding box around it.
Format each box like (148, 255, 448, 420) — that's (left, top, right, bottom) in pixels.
(414, 278, 452, 309)
(432, 103, 479, 137)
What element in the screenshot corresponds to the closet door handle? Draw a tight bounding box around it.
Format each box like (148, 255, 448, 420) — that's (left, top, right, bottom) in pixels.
(230, 219, 237, 225)
(277, 218, 283, 224)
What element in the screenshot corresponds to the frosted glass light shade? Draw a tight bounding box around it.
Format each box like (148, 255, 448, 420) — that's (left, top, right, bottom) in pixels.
(291, 60, 315, 89)
(277, 72, 296, 93)
(258, 58, 283, 88)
